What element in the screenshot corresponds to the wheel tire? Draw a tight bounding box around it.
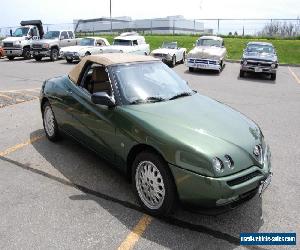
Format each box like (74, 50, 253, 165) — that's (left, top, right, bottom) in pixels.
(34, 56, 43, 61)
(23, 47, 31, 60)
(240, 70, 245, 78)
(270, 73, 276, 81)
(50, 48, 59, 61)
(132, 151, 176, 216)
(170, 55, 176, 68)
(189, 67, 194, 72)
(181, 53, 186, 64)
(42, 102, 60, 142)
(7, 56, 15, 60)
(66, 58, 73, 63)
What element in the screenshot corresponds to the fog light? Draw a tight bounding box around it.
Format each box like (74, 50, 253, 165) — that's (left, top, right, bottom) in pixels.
(271, 63, 276, 68)
(212, 157, 224, 172)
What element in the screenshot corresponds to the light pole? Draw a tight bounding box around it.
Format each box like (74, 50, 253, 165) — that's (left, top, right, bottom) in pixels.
(110, 0, 112, 34)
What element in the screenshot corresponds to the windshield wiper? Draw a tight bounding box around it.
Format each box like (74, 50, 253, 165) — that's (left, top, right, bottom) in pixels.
(130, 96, 165, 105)
(169, 92, 193, 100)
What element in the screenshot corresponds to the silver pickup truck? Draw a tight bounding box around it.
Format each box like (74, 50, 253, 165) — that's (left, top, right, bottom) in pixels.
(31, 30, 79, 61)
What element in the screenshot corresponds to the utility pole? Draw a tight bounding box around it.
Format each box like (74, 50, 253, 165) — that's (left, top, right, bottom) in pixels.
(110, 0, 112, 34)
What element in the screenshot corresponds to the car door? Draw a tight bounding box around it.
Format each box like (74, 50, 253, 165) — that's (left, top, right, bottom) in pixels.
(60, 31, 70, 47)
(62, 64, 118, 163)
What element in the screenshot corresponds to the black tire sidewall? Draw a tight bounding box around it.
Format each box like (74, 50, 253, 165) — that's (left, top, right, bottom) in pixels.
(42, 102, 60, 141)
(132, 151, 176, 216)
(50, 48, 59, 61)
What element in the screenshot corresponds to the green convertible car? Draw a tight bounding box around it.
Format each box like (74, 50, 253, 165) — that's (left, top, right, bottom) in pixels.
(40, 53, 272, 215)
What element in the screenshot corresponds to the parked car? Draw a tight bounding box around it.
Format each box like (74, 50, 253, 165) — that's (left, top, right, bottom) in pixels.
(151, 42, 186, 67)
(31, 30, 79, 61)
(101, 32, 150, 55)
(186, 36, 227, 73)
(40, 54, 272, 215)
(60, 37, 110, 63)
(2, 20, 44, 60)
(240, 42, 278, 80)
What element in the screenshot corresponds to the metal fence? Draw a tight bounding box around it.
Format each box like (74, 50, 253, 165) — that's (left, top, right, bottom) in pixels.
(1, 18, 300, 37)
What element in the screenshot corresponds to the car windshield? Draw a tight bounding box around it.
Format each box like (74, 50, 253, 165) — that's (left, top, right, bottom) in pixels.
(246, 44, 274, 54)
(113, 39, 132, 46)
(80, 38, 95, 46)
(13, 27, 29, 37)
(43, 31, 60, 39)
(112, 62, 194, 104)
(162, 42, 177, 49)
(197, 39, 222, 47)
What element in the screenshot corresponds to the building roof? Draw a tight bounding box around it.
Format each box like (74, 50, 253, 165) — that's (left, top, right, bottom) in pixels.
(68, 53, 159, 84)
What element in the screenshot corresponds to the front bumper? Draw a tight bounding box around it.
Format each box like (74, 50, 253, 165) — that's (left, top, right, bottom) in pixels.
(186, 58, 221, 71)
(152, 55, 171, 64)
(169, 147, 271, 208)
(31, 48, 51, 57)
(241, 64, 277, 74)
(4, 48, 23, 56)
(62, 52, 81, 61)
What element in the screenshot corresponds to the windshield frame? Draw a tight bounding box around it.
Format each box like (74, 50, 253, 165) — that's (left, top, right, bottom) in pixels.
(43, 31, 60, 39)
(196, 39, 222, 47)
(246, 44, 275, 54)
(162, 42, 177, 49)
(13, 27, 30, 37)
(109, 61, 194, 105)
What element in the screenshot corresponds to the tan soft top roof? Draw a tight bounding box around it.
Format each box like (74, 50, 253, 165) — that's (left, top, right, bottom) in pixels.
(68, 53, 159, 84)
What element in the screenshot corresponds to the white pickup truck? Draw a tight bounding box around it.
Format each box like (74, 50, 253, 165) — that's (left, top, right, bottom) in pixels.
(2, 20, 44, 60)
(31, 30, 80, 61)
(101, 32, 150, 55)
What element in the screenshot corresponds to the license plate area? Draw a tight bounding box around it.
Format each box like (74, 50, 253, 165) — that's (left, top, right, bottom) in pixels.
(259, 172, 272, 196)
(255, 67, 263, 72)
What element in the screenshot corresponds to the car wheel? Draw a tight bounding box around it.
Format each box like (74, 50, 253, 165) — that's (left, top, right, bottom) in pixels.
(270, 73, 276, 81)
(23, 47, 31, 60)
(189, 67, 194, 72)
(34, 56, 43, 61)
(239, 70, 245, 78)
(7, 56, 15, 60)
(181, 53, 186, 64)
(66, 58, 73, 63)
(170, 55, 176, 68)
(43, 102, 60, 141)
(50, 48, 59, 61)
(132, 151, 176, 216)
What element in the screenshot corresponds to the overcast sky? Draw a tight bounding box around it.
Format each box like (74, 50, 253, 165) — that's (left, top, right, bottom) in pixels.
(0, 0, 299, 27)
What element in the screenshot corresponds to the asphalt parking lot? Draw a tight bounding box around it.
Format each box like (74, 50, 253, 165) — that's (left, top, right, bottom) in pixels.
(0, 57, 299, 249)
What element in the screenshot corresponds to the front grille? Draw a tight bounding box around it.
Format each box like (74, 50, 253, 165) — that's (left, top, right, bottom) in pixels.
(247, 61, 272, 67)
(188, 58, 217, 65)
(227, 170, 262, 186)
(3, 42, 13, 48)
(153, 53, 165, 58)
(32, 44, 43, 49)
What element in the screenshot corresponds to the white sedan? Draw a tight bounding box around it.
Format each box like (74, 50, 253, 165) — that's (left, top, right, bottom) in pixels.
(151, 42, 186, 67)
(60, 37, 110, 63)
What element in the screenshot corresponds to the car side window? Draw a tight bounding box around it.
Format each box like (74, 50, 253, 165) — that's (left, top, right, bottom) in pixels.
(96, 40, 104, 46)
(81, 63, 112, 96)
(31, 27, 38, 37)
(133, 40, 138, 45)
(68, 31, 74, 39)
(61, 31, 68, 40)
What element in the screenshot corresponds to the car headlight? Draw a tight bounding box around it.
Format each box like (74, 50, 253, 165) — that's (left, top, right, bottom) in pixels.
(42, 44, 49, 49)
(243, 60, 247, 66)
(166, 54, 172, 59)
(99, 49, 103, 53)
(74, 52, 79, 56)
(212, 157, 224, 172)
(271, 63, 276, 68)
(224, 155, 234, 169)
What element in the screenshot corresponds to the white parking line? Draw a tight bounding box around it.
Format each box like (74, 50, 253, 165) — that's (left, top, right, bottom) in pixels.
(288, 67, 300, 84)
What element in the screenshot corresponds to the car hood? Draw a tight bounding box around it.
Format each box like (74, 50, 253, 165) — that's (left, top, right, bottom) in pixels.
(120, 94, 263, 175)
(187, 46, 226, 59)
(60, 45, 92, 53)
(243, 52, 277, 62)
(151, 48, 175, 55)
(32, 39, 58, 45)
(2, 37, 25, 42)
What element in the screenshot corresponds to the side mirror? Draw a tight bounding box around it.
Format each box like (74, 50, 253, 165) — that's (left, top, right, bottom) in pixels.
(91, 92, 115, 107)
